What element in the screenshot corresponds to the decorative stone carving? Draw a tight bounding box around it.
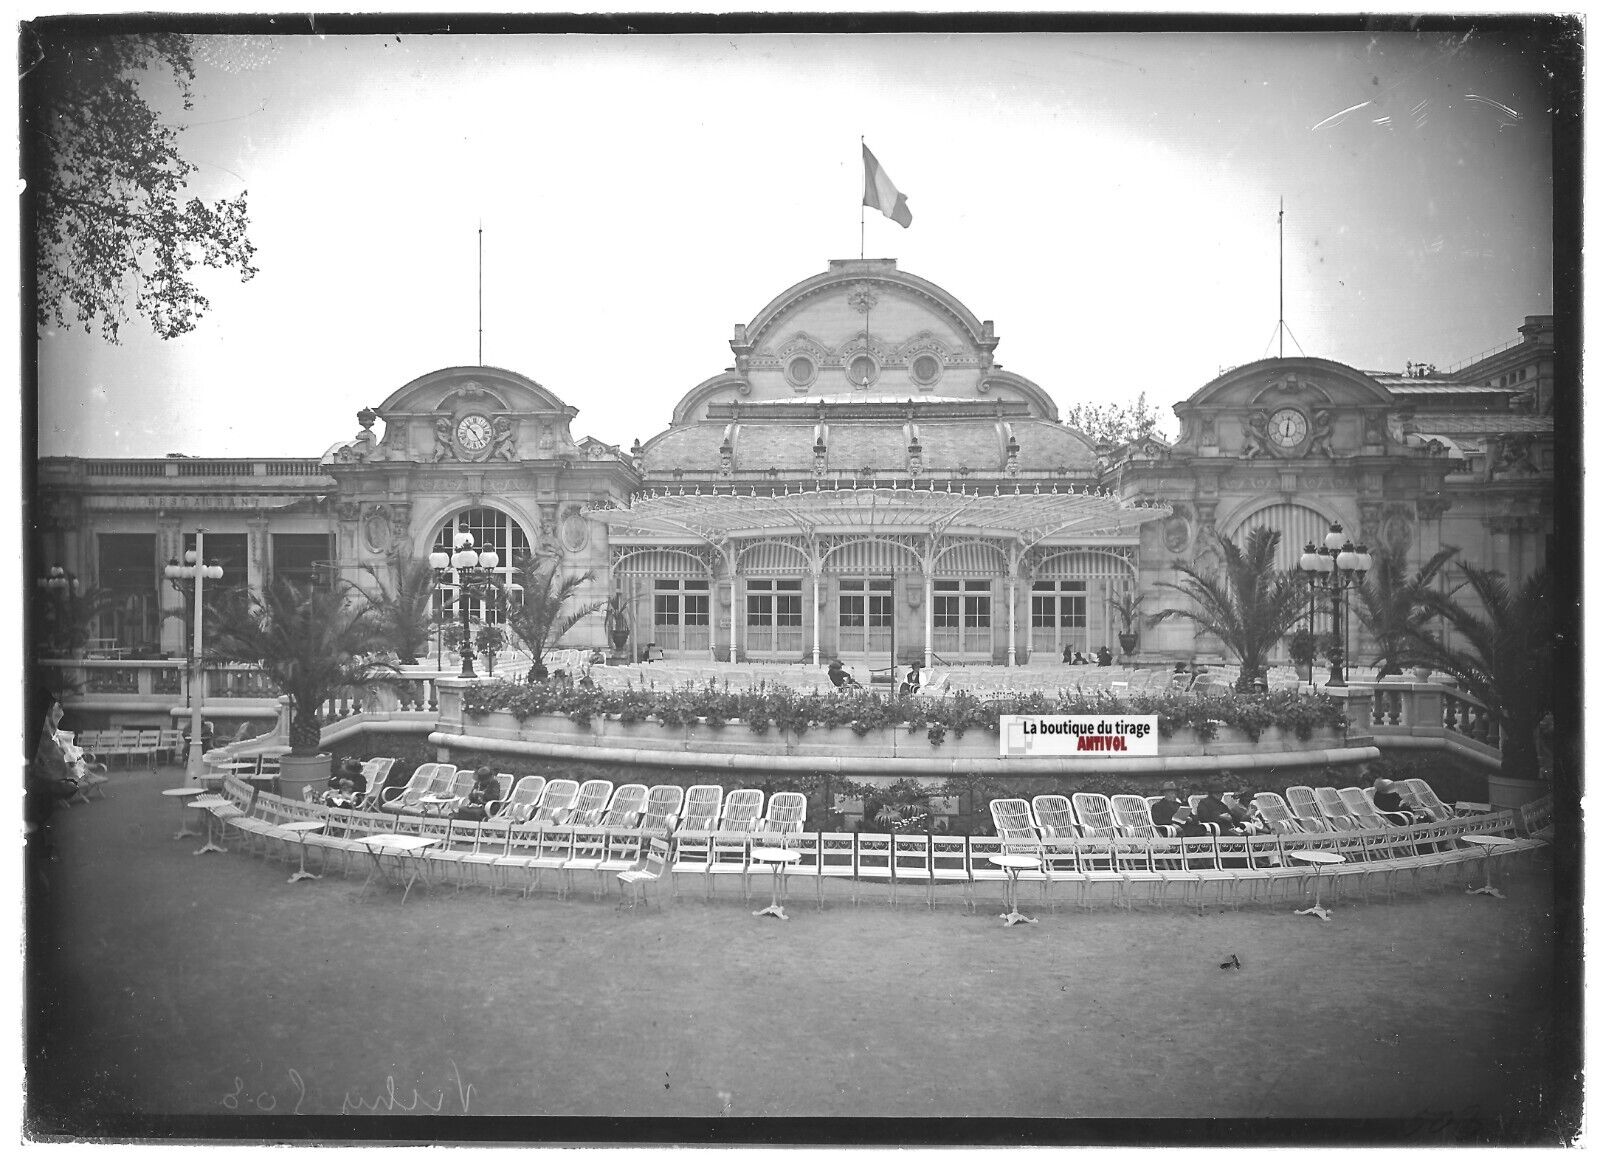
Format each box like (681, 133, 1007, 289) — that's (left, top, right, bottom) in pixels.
(1200, 417, 1216, 445)
(847, 284, 879, 314)
(1307, 409, 1334, 457)
(432, 416, 454, 462)
(907, 442, 923, 477)
(335, 500, 361, 524)
(1163, 511, 1192, 555)
(1241, 411, 1269, 459)
(538, 421, 555, 451)
(1492, 435, 1538, 477)
(1381, 506, 1413, 556)
(812, 440, 827, 479)
(491, 416, 517, 461)
(363, 505, 391, 553)
(559, 504, 590, 553)
(1416, 496, 1450, 521)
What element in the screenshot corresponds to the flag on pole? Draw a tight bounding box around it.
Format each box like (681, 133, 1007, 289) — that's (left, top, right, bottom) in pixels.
(862, 143, 912, 228)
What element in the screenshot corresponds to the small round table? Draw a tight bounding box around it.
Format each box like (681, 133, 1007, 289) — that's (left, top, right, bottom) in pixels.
(188, 793, 234, 855)
(1288, 849, 1345, 921)
(750, 847, 800, 920)
(281, 821, 327, 883)
(160, 787, 208, 841)
(1460, 834, 1516, 898)
(990, 854, 1040, 927)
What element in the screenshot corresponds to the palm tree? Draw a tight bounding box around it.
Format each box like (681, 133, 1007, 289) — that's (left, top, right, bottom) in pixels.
(1353, 544, 1460, 678)
(499, 550, 606, 680)
(1404, 564, 1552, 782)
(1147, 527, 1306, 692)
(206, 579, 399, 755)
(354, 553, 438, 666)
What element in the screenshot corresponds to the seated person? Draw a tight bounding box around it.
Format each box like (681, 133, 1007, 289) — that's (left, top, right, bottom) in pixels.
(1196, 788, 1244, 835)
(1095, 645, 1113, 667)
(1072, 650, 1088, 666)
(454, 766, 500, 821)
(322, 776, 361, 809)
(588, 648, 606, 666)
(827, 660, 861, 689)
(1150, 782, 1186, 830)
(642, 642, 664, 662)
(1370, 777, 1419, 824)
(1226, 790, 1266, 834)
(899, 663, 922, 696)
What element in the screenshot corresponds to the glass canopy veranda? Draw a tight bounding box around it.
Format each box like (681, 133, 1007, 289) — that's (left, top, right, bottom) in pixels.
(589, 484, 1171, 667)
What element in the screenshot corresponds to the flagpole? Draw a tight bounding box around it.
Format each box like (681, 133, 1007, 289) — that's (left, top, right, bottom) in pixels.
(1277, 199, 1284, 360)
(859, 135, 865, 260)
(477, 221, 484, 365)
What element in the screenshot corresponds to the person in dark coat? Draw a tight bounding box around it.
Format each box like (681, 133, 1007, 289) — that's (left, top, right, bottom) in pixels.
(899, 663, 921, 696)
(828, 660, 860, 689)
(1196, 789, 1243, 835)
(1371, 777, 1418, 824)
(1150, 782, 1185, 830)
(454, 766, 500, 821)
(1095, 645, 1113, 667)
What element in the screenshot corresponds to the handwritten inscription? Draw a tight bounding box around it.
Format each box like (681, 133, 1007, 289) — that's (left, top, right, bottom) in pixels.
(218, 1061, 473, 1115)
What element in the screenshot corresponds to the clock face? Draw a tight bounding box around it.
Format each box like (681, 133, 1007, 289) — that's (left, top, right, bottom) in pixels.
(456, 414, 493, 453)
(1267, 408, 1308, 449)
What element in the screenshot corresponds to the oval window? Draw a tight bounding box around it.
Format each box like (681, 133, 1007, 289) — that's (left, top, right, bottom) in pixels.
(787, 355, 816, 387)
(912, 354, 941, 384)
(848, 354, 877, 387)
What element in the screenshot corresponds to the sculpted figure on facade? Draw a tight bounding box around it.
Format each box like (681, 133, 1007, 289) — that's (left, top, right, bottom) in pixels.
(490, 416, 518, 461)
(1241, 411, 1270, 459)
(1307, 409, 1334, 457)
(432, 416, 454, 462)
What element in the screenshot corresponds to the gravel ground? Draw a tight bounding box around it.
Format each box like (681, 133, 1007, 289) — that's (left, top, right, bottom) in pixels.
(23, 764, 1577, 1143)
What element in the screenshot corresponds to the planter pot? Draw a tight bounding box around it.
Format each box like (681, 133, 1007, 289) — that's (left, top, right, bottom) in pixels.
(1485, 773, 1545, 810)
(1118, 633, 1139, 658)
(277, 752, 332, 800)
(1293, 662, 1313, 683)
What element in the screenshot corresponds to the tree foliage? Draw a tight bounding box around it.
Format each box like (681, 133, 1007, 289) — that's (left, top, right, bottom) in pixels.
(354, 554, 438, 666)
(1353, 544, 1460, 678)
(1147, 527, 1307, 691)
(27, 30, 257, 341)
(206, 579, 397, 754)
(499, 550, 606, 671)
(1066, 391, 1168, 447)
(1404, 565, 1553, 782)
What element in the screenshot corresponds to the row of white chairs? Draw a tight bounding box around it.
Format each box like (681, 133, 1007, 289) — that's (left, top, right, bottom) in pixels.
(203, 776, 1547, 913)
(72, 727, 183, 768)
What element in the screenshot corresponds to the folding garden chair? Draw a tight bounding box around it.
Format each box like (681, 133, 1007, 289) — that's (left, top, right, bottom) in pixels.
(1110, 794, 1166, 837)
(1070, 792, 1117, 836)
(529, 779, 581, 825)
(490, 775, 546, 823)
(566, 779, 616, 826)
(717, 789, 766, 832)
(816, 832, 857, 908)
(600, 784, 649, 828)
(617, 837, 670, 910)
(1284, 785, 1331, 832)
(640, 784, 685, 834)
(1313, 786, 1358, 830)
(890, 832, 933, 908)
(852, 833, 894, 905)
(1252, 791, 1303, 835)
(380, 763, 443, 812)
(679, 784, 724, 832)
(1030, 794, 1078, 837)
(760, 791, 808, 834)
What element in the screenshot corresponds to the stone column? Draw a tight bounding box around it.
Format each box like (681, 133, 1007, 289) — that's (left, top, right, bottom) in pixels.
(1006, 573, 1017, 668)
(810, 568, 823, 667)
(923, 574, 934, 669)
(157, 515, 185, 653)
(246, 515, 270, 593)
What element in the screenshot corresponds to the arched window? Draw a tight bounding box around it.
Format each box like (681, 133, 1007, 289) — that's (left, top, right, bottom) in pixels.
(430, 507, 533, 626)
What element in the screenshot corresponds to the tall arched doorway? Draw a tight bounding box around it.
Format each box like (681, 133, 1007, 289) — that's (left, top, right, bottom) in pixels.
(430, 507, 534, 625)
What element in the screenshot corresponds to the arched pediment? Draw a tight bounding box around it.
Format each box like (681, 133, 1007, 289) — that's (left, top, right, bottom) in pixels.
(736, 259, 995, 358)
(1182, 358, 1397, 412)
(377, 366, 578, 419)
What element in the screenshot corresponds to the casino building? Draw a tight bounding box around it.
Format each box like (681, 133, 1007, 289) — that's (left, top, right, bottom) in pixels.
(34, 259, 1554, 671)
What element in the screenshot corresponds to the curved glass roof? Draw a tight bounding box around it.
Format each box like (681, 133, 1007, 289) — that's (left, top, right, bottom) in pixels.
(590, 483, 1169, 546)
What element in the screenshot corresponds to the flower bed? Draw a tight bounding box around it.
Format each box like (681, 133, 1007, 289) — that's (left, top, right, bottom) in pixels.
(455, 679, 1350, 760)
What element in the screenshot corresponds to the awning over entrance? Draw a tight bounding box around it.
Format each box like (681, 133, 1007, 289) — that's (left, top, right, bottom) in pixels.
(589, 484, 1170, 546)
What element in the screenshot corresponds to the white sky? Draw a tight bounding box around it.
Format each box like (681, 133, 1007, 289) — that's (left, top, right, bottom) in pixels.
(34, 27, 1556, 458)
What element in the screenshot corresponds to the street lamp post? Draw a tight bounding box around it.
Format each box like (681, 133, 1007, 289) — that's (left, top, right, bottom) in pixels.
(1297, 522, 1372, 688)
(36, 565, 80, 655)
(165, 531, 224, 782)
(428, 533, 499, 679)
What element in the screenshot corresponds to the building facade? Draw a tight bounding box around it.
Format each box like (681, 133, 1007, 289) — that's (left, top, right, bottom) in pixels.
(34, 261, 1553, 670)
